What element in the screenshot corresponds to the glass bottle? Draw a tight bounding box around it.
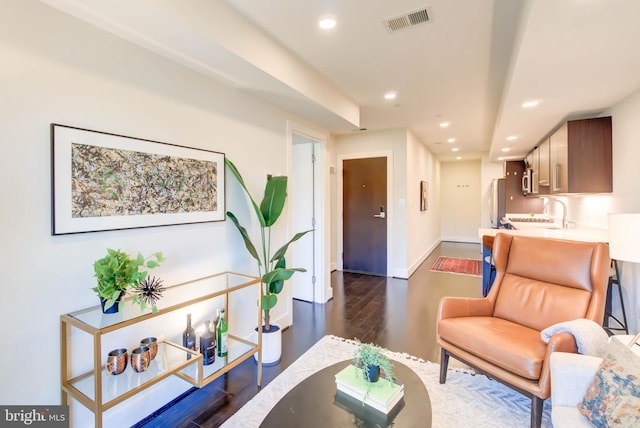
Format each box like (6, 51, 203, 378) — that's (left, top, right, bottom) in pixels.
(199, 320, 216, 365)
(183, 313, 196, 359)
(217, 308, 228, 357)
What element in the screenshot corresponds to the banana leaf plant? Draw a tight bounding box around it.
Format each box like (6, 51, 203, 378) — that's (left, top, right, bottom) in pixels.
(225, 158, 312, 330)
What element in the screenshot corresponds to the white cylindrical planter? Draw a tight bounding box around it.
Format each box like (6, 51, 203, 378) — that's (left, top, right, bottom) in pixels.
(255, 323, 281, 366)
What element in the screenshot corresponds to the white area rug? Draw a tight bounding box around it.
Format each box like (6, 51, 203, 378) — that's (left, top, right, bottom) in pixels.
(221, 335, 552, 427)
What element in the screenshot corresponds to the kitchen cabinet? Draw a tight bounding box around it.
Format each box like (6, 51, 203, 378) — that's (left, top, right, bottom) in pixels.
(526, 145, 539, 177)
(537, 138, 550, 192)
(504, 161, 543, 214)
(522, 142, 549, 196)
(525, 150, 533, 170)
(550, 122, 568, 193)
(60, 272, 262, 428)
(531, 146, 539, 176)
(549, 116, 612, 194)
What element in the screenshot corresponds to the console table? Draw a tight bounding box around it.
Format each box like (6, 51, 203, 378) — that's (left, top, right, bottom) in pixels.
(60, 272, 262, 428)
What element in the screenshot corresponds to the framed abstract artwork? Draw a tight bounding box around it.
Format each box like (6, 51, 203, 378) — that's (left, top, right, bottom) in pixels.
(420, 180, 428, 211)
(51, 124, 225, 235)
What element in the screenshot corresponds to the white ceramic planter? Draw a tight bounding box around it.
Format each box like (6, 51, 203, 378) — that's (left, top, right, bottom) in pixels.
(254, 323, 281, 366)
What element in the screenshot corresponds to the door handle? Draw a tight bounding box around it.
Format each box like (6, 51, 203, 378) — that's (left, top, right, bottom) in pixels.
(552, 164, 561, 192)
(373, 206, 385, 219)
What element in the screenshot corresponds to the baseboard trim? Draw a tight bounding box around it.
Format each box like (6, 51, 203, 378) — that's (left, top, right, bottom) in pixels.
(441, 236, 481, 244)
(407, 239, 441, 277)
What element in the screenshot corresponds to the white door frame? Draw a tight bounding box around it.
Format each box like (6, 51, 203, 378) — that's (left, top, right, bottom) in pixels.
(286, 121, 330, 306)
(337, 151, 394, 276)
(291, 136, 315, 302)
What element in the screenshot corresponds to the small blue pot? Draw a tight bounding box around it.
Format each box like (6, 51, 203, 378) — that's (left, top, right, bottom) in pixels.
(365, 364, 380, 382)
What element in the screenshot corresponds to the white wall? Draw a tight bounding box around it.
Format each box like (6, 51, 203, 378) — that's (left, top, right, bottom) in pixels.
(0, 2, 324, 426)
(406, 130, 442, 276)
(440, 160, 482, 243)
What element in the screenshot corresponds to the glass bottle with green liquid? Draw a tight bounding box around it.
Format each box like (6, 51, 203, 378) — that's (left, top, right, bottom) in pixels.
(217, 308, 228, 357)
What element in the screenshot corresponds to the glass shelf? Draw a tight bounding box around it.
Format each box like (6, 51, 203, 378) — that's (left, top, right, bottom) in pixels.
(181, 336, 256, 386)
(68, 341, 201, 409)
(67, 272, 260, 332)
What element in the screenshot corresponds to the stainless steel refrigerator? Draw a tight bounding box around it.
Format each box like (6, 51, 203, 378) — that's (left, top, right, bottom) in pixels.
(490, 178, 506, 228)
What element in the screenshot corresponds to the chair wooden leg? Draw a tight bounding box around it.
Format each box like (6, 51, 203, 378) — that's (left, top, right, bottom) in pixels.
(531, 396, 543, 428)
(439, 348, 449, 384)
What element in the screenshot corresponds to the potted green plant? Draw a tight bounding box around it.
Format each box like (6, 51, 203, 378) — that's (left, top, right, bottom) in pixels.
(353, 339, 395, 383)
(225, 158, 312, 364)
(93, 248, 165, 313)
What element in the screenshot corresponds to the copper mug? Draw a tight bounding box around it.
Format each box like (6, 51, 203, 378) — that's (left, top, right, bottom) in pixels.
(131, 346, 151, 373)
(106, 348, 128, 375)
(140, 337, 158, 360)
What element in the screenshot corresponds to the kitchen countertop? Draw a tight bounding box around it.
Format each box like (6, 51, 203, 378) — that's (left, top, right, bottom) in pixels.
(479, 223, 609, 243)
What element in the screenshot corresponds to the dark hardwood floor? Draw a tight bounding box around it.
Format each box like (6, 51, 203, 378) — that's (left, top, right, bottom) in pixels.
(137, 241, 482, 427)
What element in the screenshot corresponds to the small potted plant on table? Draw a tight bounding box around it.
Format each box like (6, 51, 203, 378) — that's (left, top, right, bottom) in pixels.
(353, 340, 395, 383)
(93, 248, 165, 314)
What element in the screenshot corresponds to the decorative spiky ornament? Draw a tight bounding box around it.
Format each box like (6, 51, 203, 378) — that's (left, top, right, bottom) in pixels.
(135, 276, 165, 308)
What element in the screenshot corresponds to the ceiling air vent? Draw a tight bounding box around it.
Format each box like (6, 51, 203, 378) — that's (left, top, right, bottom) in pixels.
(383, 7, 432, 34)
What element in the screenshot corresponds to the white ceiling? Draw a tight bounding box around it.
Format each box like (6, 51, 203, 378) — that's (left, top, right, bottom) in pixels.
(41, 0, 640, 162)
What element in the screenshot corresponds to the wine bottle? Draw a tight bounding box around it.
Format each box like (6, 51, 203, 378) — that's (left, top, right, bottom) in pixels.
(217, 308, 228, 357)
(199, 320, 216, 365)
(183, 313, 196, 359)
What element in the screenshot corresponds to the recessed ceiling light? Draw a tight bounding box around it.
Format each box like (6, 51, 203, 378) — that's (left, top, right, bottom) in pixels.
(439, 122, 450, 128)
(318, 16, 336, 29)
(506, 136, 518, 141)
(522, 100, 541, 108)
(452, 148, 459, 152)
(456, 156, 462, 160)
(447, 138, 456, 143)
(384, 91, 397, 100)
(501, 148, 511, 152)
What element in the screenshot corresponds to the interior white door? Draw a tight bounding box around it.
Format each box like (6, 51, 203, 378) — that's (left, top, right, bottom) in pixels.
(291, 137, 315, 302)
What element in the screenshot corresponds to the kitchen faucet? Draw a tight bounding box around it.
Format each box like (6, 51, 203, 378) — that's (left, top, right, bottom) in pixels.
(540, 197, 568, 229)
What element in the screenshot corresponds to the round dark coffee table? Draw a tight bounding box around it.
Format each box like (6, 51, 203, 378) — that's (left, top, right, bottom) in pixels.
(260, 360, 432, 427)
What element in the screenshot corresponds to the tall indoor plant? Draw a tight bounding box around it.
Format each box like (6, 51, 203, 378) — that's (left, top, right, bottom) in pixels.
(225, 158, 311, 362)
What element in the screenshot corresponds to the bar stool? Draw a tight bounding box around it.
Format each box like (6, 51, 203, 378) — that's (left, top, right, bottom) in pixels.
(604, 259, 628, 335)
(481, 235, 495, 297)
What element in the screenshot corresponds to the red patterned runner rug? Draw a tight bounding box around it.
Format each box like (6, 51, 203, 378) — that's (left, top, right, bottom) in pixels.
(429, 256, 482, 277)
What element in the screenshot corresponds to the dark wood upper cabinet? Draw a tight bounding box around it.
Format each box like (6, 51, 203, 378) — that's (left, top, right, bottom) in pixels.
(550, 116, 612, 194)
(526, 116, 612, 195)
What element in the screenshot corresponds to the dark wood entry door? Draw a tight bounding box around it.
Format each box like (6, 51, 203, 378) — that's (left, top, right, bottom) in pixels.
(343, 157, 387, 275)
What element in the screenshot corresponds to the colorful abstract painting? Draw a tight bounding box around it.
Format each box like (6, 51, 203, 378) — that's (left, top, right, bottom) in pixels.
(52, 124, 225, 234)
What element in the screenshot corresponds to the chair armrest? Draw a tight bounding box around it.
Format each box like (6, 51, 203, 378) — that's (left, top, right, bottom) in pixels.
(550, 352, 601, 407)
(437, 296, 493, 320)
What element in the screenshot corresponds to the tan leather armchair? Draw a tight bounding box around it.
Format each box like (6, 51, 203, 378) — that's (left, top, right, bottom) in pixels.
(436, 233, 610, 428)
